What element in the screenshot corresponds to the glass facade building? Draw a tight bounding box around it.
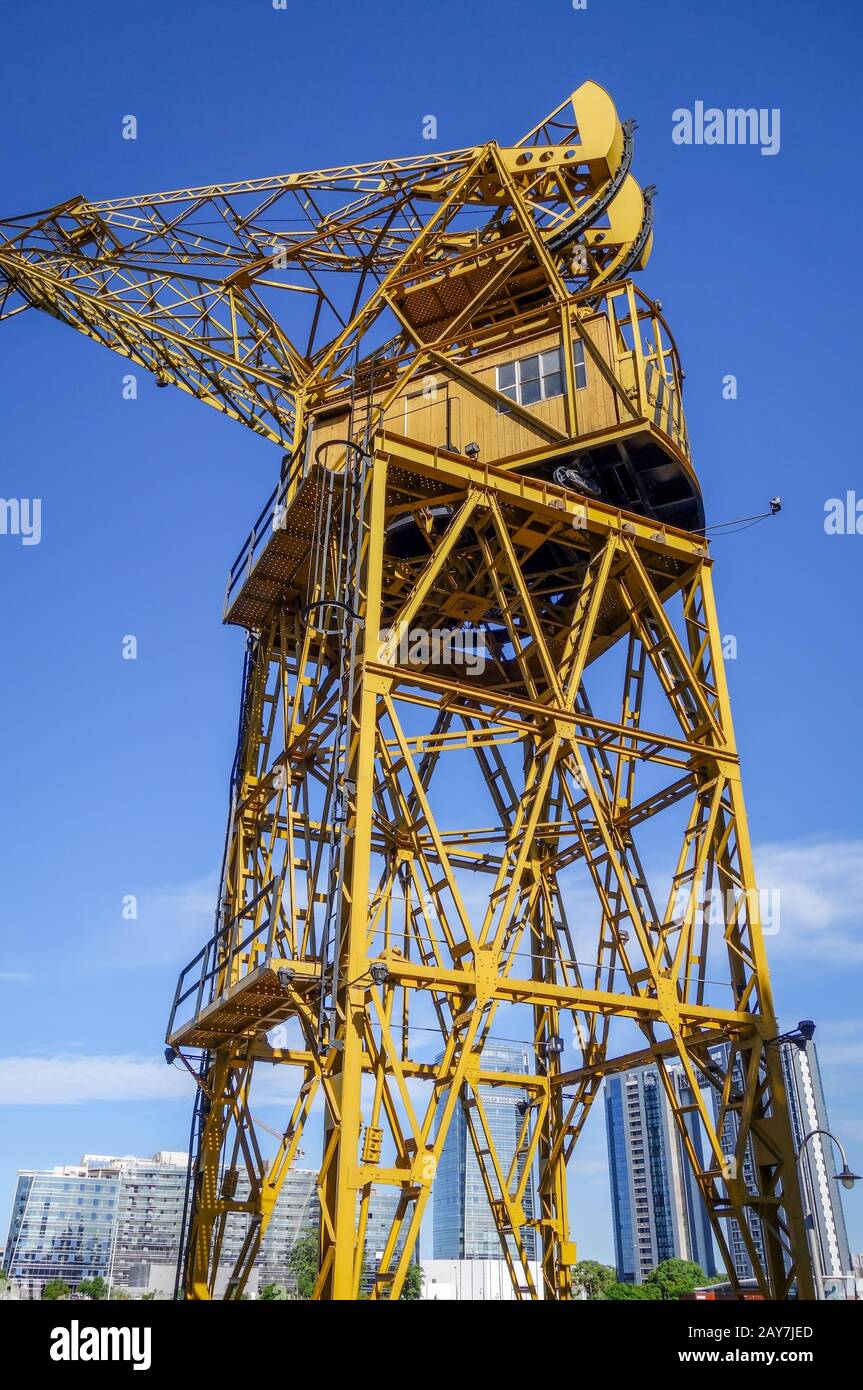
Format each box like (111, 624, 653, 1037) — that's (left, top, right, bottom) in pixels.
(605, 1066, 716, 1283)
(607, 1044, 852, 1294)
(216, 1163, 320, 1292)
(707, 1045, 767, 1283)
(2, 1152, 412, 1297)
(433, 1041, 537, 1261)
(605, 1076, 636, 1282)
(671, 1068, 717, 1278)
(255, 1167, 319, 1289)
(357, 1185, 418, 1296)
(2, 1153, 320, 1297)
(3, 1168, 119, 1298)
(83, 1152, 188, 1290)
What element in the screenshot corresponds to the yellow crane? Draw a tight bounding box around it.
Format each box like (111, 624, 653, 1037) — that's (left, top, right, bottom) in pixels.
(0, 80, 814, 1301)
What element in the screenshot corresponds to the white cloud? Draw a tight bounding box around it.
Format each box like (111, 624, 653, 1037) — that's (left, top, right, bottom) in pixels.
(537, 835, 863, 981)
(0, 1054, 191, 1106)
(0, 1049, 331, 1119)
(98, 837, 861, 980)
(755, 838, 863, 962)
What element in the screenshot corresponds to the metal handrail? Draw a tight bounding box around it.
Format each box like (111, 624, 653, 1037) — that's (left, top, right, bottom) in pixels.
(223, 448, 308, 617)
(167, 879, 285, 1038)
(220, 282, 690, 625)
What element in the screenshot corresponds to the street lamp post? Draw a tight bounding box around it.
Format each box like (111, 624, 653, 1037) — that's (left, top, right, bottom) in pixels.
(795, 1128, 860, 1301)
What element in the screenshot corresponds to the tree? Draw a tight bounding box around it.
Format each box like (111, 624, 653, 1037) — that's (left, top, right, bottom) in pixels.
(110, 1288, 131, 1301)
(77, 1276, 108, 1300)
(289, 1233, 318, 1300)
(644, 1258, 705, 1301)
(41, 1280, 71, 1301)
(604, 1281, 661, 1300)
(400, 1263, 423, 1301)
(261, 1282, 288, 1301)
(572, 1260, 617, 1300)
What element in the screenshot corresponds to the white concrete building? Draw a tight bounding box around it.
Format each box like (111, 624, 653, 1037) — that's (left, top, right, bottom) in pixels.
(420, 1258, 545, 1300)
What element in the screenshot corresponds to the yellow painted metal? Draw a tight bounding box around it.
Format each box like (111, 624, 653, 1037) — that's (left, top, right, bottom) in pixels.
(0, 79, 814, 1302)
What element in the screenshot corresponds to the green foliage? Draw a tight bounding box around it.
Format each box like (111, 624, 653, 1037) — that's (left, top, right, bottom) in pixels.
(590, 1259, 705, 1302)
(400, 1263, 423, 1301)
(261, 1282, 288, 1301)
(644, 1259, 705, 1300)
(110, 1288, 131, 1300)
(604, 1280, 661, 1300)
(289, 1232, 318, 1300)
(77, 1276, 108, 1301)
(572, 1260, 617, 1300)
(41, 1279, 71, 1301)
(140, 1291, 156, 1301)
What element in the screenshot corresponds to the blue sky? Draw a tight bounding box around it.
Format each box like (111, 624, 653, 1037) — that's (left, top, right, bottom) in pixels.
(1, 0, 861, 1268)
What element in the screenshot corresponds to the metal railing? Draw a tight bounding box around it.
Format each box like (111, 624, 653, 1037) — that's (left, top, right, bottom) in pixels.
(222, 468, 295, 620)
(602, 279, 689, 457)
(221, 421, 379, 621)
(222, 282, 690, 624)
(166, 879, 286, 1041)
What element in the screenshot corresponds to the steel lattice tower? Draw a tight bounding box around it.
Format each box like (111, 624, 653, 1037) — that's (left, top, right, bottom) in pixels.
(0, 80, 815, 1301)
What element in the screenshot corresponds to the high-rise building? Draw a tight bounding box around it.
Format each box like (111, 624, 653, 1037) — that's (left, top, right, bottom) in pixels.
(254, 1167, 319, 1289)
(433, 1041, 537, 1261)
(186, 1160, 320, 1292)
(781, 1039, 853, 1299)
(3, 1167, 119, 1299)
(605, 1066, 716, 1284)
(707, 1046, 766, 1284)
(83, 1152, 188, 1290)
(2, 1151, 415, 1298)
(357, 1186, 418, 1296)
(707, 1040, 851, 1296)
(2, 1153, 319, 1298)
(606, 1042, 852, 1296)
(669, 1068, 717, 1278)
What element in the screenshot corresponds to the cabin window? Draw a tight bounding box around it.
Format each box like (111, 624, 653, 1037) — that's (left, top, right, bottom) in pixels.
(496, 343, 584, 409)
